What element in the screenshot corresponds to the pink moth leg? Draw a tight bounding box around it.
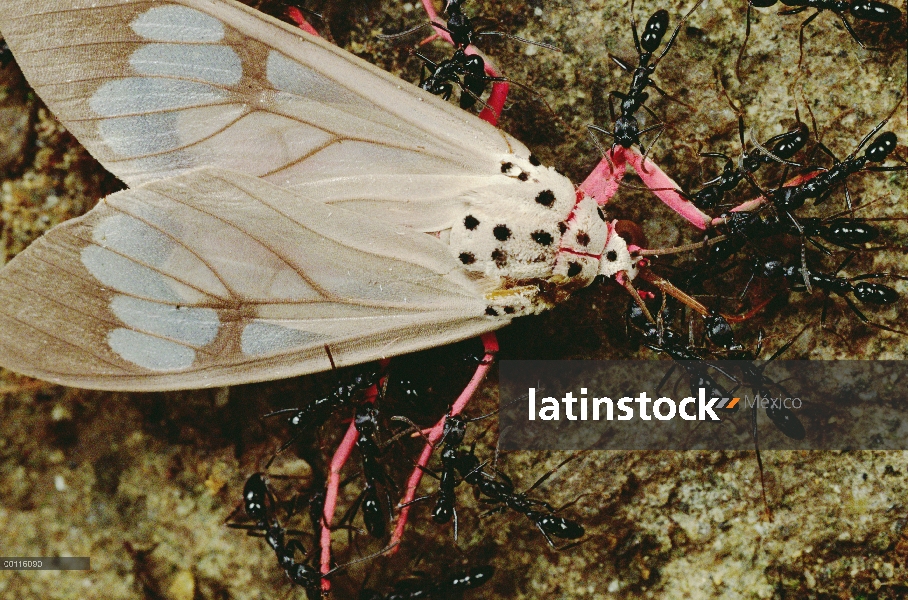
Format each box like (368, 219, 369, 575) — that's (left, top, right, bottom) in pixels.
(318, 363, 386, 589)
(285, 6, 321, 37)
(579, 146, 628, 206)
(389, 331, 499, 550)
(623, 147, 713, 230)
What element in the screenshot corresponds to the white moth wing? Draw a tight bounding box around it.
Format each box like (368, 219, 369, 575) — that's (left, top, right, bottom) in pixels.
(0, 167, 505, 391)
(0, 0, 539, 230)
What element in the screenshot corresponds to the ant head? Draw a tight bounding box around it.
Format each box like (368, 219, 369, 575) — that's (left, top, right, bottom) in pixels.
(355, 404, 379, 432)
(442, 413, 468, 442)
(704, 313, 741, 351)
(865, 131, 897, 163)
(444, 0, 466, 15)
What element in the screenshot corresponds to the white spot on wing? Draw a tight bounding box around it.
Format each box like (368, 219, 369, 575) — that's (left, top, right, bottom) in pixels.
(110, 296, 220, 347)
(89, 78, 227, 117)
(130, 44, 242, 86)
(81, 246, 180, 302)
(131, 6, 225, 42)
(241, 321, 325, 356)
(92, 214, 174, 267)
(99, 113, 182, 158)
(108, 329, 196, 371)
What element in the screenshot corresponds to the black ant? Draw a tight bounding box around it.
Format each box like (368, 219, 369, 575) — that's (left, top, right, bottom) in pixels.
(689, 84, 810, 211)
(453, 448, 586, 549)
(717, 200, 905, 258)
(262, 369, 380, 453)
(394, 411, 491, 539)
(227, 474, 394, 599)
(746, 252, 908, 336)
(359, 564, 495, 600)
(748, 104, 904, 215)
(414, 48, 501, 110)
(737, 0, 902, 74)
(626, 301, 737, 404)
(349, 403, 396, 539)
(588, 0, 705, 154)
(635, 269, 744, 350)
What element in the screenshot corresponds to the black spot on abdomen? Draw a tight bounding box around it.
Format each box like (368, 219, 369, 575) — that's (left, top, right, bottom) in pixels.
(535, 190, 555, 207)
(532, 230, 553, 246)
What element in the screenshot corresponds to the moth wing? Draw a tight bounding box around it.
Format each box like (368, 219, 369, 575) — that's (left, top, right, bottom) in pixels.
(0, 0, 521, 200)
(0, 167, 504, 391)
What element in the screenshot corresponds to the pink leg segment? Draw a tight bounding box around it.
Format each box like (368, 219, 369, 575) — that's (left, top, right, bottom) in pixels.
(420, 0, 507, 125)
(285, 7, 320, 37)
(623, 147, 713, 230)
(710, 170, 823, 227)
(319, 419, 357, 587)
(389, 332, 499, 550)
(579, 147, 628, 206)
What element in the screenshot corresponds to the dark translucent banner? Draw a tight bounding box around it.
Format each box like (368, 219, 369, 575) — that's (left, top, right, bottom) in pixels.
(499, 360, 908, 450)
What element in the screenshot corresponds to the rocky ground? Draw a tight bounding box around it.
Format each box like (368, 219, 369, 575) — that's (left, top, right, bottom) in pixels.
(1, 0, 907, 598)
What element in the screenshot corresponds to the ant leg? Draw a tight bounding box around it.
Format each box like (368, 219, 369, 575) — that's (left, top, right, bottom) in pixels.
(843, 182, 856, 215)
(648, 78, 695, 109)
(523, 452, 581, 495)
(609, 53, 635, 73)
(629, 0, 643, 55)
(638, 120, 666, 160)
(864, 164, 908, 173)
(608, 91, 629, 123)
(842, 295, 908, 336)
(655, 0, 706, 63)
(287, 538, 309, 559)
(795, 10, 821, 70)
(813, 140, 839, 164)
(838, 13, 867, 49)
(735, 3, 755, 80)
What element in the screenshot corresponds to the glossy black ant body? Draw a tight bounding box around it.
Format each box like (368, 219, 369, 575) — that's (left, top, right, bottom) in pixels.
(352, 403, 395, 538)
(396, 412, 484, 539)
(691, 98, 810, 210)
(264, 517, 397, 600)
(588, 0, 705, 154)
(748, 253, 908, 335)
(452, 448, 585, 548)
(737, 0, 902, 74)
(225, 474, 325, 599)
(626, 302, 735, 403)
(262, 369, 379, 453)
(415, 48, 496, 109)
(750, 111, 903, 214)
(717, 206, 886, 257)
(359, 564, 495, 600)
(439, 0, 557, 50)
